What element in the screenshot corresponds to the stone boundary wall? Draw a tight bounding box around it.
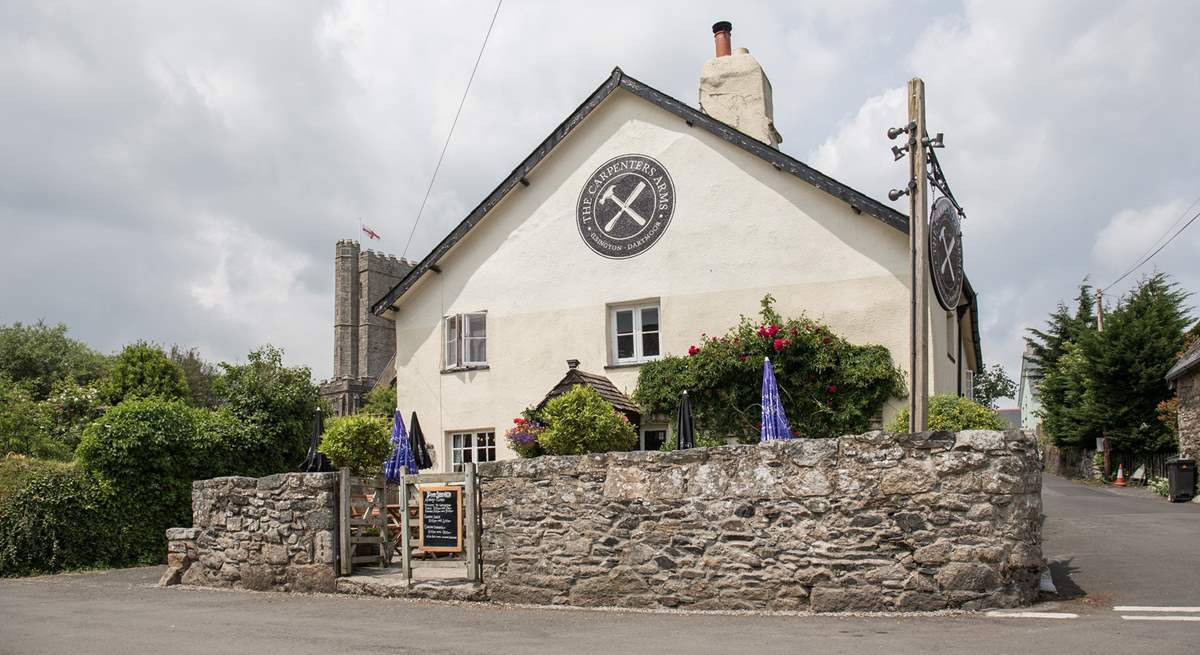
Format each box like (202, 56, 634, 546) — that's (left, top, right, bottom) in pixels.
(1042, 444, 1096, 480)
(160, 473, 338, 593)
(478, 430, 1043, 612)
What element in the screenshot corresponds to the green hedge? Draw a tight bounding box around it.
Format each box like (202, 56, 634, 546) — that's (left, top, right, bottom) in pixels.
(0, 459, 140, 576)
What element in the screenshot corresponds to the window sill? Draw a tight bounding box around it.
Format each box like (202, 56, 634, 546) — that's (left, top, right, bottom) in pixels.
(441, 365, 490, 374)
(605, 362, 648, 370)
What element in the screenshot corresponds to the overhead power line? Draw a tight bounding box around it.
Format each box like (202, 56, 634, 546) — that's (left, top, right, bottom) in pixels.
(1103, 196, 1200, 293)
(401, 0, 504, 259)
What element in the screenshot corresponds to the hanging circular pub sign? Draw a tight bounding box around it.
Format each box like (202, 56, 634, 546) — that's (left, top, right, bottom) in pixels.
(576, 154, 675, 259)
(928, 196, 964, 310)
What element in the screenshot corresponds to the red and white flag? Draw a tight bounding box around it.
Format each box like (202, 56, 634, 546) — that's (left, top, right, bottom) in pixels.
(361, 224, 381, 240)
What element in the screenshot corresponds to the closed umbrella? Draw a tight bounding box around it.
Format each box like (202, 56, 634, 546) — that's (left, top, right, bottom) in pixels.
(384, 410, 419, 482)
(409, 411, 433, 470)
(676, 390, 696, 450)
(299, 407, 332, 472)
(760, 357, 793, 442)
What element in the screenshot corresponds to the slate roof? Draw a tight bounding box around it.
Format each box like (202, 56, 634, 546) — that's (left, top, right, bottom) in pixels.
(536, 366, 641, 416)
(1166, 340, 1200, 382)
(371, 67, 983, 365)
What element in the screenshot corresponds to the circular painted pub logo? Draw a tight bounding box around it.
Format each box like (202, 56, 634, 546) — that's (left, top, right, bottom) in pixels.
(576, 154, 675, 259)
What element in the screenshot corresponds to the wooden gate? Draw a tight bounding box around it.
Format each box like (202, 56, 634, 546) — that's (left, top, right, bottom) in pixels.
(395, 465, 481, 583)
(337, 471, 390, 575)
(336, 466, 482, 581)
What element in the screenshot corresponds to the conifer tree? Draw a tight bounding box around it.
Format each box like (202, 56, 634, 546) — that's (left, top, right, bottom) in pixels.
(1026, 283, 1099, 447)
(1081, 274, 1191, 453)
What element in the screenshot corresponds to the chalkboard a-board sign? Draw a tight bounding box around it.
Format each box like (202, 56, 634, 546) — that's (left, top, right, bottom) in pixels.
(418, 485, 463, 553)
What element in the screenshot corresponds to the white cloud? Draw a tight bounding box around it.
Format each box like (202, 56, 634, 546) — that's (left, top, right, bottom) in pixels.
(1092, 200, 1192, 265)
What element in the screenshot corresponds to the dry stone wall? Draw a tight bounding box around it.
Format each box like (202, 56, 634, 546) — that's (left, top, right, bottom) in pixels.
(160, 473, 338, 593)
(479, 430, 1043, 612)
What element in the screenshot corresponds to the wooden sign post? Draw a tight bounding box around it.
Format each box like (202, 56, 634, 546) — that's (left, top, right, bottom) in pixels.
(908, 77, 930, 432)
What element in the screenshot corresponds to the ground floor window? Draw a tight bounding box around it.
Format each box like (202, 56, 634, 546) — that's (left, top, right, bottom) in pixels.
(640, 426, 668, 451)
(449, 430, 496, 472)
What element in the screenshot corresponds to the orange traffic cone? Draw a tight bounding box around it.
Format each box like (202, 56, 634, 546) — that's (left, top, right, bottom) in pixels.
(1114, 464, 1127, 487)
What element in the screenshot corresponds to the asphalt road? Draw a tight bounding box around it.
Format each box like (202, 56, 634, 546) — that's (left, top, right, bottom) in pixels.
(1, 473, 1197, 654)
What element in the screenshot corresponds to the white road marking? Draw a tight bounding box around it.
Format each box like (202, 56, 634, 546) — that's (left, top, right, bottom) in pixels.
(986, 611, 1078, 619)
(1121, 616, 1200, 622)
(1114, 606, 1200, 613)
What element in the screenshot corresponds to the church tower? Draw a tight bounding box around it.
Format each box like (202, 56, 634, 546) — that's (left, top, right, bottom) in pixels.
(320, 240, 413, 415)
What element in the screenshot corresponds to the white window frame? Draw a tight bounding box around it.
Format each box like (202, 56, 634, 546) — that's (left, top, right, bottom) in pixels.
(447, 430, 496, 472)
(610, 303, 661, 365)
(443, 311, 487, 370)
(640, 425, 669, 452)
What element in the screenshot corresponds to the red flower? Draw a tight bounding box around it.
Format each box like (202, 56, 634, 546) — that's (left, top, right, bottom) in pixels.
(773, 338, 784, 351)
(514, 417, 526, 425)
(739, 355, 748, 362)
(827, 384, 838, 394)
(757, 326, 769, 337)
(822, 337, 832, 345)
(782, 338, 792, 346)
(688, 345, 700, 356)
(767, 324, 780, 337)
(790, 328, 798, 336)
(792, 430, 802, 437)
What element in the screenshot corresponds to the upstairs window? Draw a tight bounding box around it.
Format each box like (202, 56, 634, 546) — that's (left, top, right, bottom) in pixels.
(444, 312, 487, 369)
(611, 304, 660, 365)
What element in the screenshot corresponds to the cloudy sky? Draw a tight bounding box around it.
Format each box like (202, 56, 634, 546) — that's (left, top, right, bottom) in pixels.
(3, 1, 1198, 400)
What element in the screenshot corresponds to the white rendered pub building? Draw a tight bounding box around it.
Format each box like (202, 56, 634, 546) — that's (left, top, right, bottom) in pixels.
(371, 23, 982, 473)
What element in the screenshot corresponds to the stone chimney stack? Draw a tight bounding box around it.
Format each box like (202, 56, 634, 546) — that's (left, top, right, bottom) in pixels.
(699, 21, 783, 148)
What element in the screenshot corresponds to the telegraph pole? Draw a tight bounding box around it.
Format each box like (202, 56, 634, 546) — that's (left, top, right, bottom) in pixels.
(1095, 288, 1105, 332)
(908, 78, 930, 432)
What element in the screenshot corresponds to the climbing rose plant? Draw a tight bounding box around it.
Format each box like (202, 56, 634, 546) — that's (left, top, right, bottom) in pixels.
(633, 295, 905, 441)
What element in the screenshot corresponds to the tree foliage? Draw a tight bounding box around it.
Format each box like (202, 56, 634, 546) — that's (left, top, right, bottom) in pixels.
(1080, 274, 1190, 452)
(215, 345, 320, 475)
(361, 384, 397, 418)
(1029, 275, 1192, 453)
(887, 394, 1007, 432)
(972, 363, 1017, 409)
(170, 346, 222, 409)
(0, 321, 108, 400)
(101, 342, 189, 404)
(0, 377, 64, 460)
(633, 295, 905, 440)
(538, 385, 637, 455)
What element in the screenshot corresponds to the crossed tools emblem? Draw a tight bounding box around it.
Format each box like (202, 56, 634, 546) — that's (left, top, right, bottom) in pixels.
(938, 225, 958, 282)
(599, 179, 648, 233)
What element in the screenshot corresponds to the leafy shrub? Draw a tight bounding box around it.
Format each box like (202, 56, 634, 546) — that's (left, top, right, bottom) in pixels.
(1148, 476, 1169, 497)
(0, 459, 135, 576)
(101, 342, 189, 404)
(538, 385, 637, 456)
(319, 415, 392, 475)
(216, 345, 321, 474)
(0, 377, 67, 460)
(43, 378, 106, 454)
(886, 394, 1007, 432)
(76, 398, 206, 558)
(634, 295, 905, 441)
